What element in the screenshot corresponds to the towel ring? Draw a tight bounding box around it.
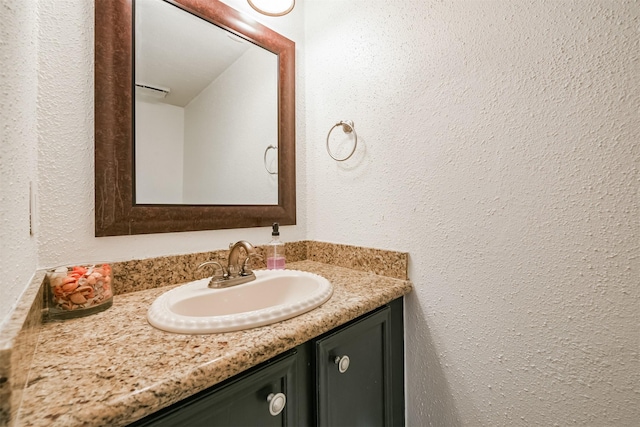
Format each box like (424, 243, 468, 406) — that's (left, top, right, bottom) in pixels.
(326, 120, 357, 161)
(264, 145, 277, 175)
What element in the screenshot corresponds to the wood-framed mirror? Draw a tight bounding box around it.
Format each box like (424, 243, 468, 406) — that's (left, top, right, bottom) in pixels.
(95, 0, 296, 236)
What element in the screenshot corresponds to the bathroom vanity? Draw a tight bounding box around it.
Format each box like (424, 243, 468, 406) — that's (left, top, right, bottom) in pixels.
(131, 299, 404, 426)
(9, 251, 412, 427)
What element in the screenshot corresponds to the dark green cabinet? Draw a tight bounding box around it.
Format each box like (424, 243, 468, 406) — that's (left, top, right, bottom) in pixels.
(131, 350, 300, 426)
(315, 306, 393, 427)
(130, 298, 404, 427)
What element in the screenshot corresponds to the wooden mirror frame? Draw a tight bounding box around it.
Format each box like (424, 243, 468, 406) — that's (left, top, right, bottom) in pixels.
(95, 0, 296, 236)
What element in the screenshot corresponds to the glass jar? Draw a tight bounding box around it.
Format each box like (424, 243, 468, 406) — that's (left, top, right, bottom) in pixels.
(46, 263, 114, 320)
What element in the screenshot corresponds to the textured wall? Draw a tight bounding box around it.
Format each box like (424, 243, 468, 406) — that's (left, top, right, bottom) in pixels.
(0, 0, 39, 327)
(305, 0, 639, 425)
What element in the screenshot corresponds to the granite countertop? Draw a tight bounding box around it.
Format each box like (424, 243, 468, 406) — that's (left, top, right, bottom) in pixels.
(14, 260, 412, 427)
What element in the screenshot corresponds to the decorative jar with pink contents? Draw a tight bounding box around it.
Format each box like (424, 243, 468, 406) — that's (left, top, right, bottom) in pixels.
(46, 263, 113, 320)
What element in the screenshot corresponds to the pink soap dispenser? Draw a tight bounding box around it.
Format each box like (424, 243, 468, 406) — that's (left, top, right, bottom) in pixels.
(266, 223, 286, 270)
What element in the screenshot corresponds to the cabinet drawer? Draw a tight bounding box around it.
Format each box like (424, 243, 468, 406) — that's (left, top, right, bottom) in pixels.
(131, 350, 298, 427)
(315, 306, 392, 427)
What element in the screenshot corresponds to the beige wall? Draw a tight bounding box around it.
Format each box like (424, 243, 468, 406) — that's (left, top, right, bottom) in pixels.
(0, 0, 39, 327)
(305, 0, 639, 425)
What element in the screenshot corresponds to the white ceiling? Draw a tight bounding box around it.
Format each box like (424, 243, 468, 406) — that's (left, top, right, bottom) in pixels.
(135, 0, 254, 107)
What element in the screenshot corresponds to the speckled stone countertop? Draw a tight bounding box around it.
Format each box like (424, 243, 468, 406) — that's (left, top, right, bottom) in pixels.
(13, 259, 412, 427)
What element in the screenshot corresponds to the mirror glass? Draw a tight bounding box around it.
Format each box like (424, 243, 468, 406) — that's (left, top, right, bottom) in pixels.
(95, 0, 296, 236)
(135, 0, 278, 205)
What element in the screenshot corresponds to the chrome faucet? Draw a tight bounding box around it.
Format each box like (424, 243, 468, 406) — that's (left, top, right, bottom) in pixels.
(198, 240, 261, 288)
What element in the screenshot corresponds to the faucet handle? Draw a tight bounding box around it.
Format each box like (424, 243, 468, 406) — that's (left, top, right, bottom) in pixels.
(197, 261, 228, 278)
(240, 253, 263, 276)
(198, 261, 230, 288)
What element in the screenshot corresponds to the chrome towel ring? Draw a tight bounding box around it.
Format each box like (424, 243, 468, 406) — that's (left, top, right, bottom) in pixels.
(326, 120, 357, 161)
(264, 145, 277, 175)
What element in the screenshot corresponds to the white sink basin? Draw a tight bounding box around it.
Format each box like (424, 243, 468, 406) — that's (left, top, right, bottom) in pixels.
(147, 270, 333, 334)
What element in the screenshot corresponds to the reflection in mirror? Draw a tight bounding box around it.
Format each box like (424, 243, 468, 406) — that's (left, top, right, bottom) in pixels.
(95, 0, 296, 236)
(135, 0, 278, 205)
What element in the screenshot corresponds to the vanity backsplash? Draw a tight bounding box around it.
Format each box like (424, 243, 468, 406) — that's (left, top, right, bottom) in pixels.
(110, 240, 408, 295)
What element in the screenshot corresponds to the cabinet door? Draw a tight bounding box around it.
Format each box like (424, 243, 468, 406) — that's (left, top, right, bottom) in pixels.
(315, 306, 392, 427)
(131, 350, 298, 427)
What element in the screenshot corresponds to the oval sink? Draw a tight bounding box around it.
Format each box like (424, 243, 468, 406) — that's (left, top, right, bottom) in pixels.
(147, 270, 333, 334)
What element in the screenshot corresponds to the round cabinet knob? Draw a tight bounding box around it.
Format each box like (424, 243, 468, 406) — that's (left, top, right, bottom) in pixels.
(334, 355, 350, 373)
(267, 392, 286, 416)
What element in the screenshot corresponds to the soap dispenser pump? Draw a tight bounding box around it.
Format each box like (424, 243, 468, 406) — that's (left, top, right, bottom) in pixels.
(266, 223, 285, 270)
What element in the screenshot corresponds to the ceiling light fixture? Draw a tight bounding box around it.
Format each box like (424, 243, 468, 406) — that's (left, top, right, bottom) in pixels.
(247, 0, 295, 17)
